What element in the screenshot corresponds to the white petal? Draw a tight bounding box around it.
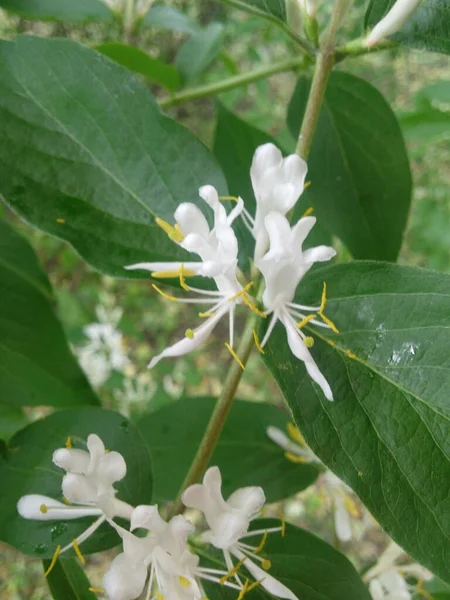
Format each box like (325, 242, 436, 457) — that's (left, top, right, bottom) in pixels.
(292, 216, 317, 249)
(369, 579, 385, 600)
(251, 144, 283, 195)
(282, 154, 308, 199)
(282, 314, 333, 401)
(226, 486, 265, 517)
(87, 433, 106, 474)
(182, 466, 228, 529)
(227, 196, 244, 224)
(130, 504, 166, 533)
(333, 496, 352, 542)
(175, 202, 210, 239)
(366, 0, 422, 47)
(266, 426, 292, 452)
(103, 552, 148, 600)
(233, 551, 299, 600)
(378, 569, 410, 596)
(52, 448, 90, 474)
(263, 212, 293, 261)
(148, 309, 227, 369)
(98, 451, 127, 487)
(199, 185, 227, 224)
(302, 245, 336, 264)
(17, 494, 101, 520)
(124, 261, 204, 274)
(62, 473, 98, 504)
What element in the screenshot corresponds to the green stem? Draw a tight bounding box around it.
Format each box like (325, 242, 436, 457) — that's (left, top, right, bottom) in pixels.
(159, 56, 309, 109)
(169, 306, 259, 517)
(122, 0, 136, 43)
(335, 38, 397, 62)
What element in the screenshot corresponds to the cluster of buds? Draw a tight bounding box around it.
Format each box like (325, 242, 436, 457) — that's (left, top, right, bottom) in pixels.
(18, 434, 297, 600)
(126, 144, 338, 400)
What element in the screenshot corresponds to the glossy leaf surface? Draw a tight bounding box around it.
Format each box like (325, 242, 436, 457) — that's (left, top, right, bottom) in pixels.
(43, 558, 97, 600)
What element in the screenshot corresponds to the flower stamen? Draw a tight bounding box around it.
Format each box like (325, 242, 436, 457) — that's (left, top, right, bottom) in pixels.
(287, 423, 306, 447)
(318, 282, 339, 333)
(72, 539, 86, 565)
(285, 451, 309, 463)
(219, 557, 247, 584)
(253, 329, 265, 354)
(297, 313, 317, 329)
(88, 588, 105, 595)
(185, 329, 195, 340)
(152, 284, 177, 302)
(155, 217, 184, 243)
(228, 282, 254, 302)
(224, 343, 245, 370)
(65, 436, 72, 449)
(178, 576, 191, 588)
(253, 531, 268, 553)
(44, 545, 61, 577)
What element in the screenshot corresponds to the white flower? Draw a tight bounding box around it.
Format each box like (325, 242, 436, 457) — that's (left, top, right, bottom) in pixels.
(365, 0, 422, 47)
(255, 211, 336, 400)
(266, 423, 320, 464)
(240, 144, 308, 261)
(18, 434, 132, 562)
(125, 186, 262, 368)
(182, 466, 298, 600)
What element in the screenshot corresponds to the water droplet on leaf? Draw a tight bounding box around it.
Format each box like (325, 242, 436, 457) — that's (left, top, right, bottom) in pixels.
(34, 543, 48, 554)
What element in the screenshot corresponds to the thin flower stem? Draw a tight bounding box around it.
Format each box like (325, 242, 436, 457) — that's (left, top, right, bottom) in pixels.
(169, 301, 261, 517)
(159, 56, 309, 109)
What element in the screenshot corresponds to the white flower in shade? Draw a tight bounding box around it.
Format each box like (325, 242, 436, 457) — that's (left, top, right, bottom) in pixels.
(182, 466, 298, 600)
(104, 505, 244, 600)
(266, 423, 320, 465)
(239, 143, 308, 261)
(365, 542, 432, 600)
(17, 434, 132, 564)
(365, 0, 422, 46)
(255, 211, 337, 400)
(323, 472, 360, 543)
(125, 186, 262, 368)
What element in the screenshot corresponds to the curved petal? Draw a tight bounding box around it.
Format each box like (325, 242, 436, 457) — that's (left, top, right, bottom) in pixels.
(251, 144, 283, 198)
(175, 202, 210, 239)
(17, 494, 101, 520)
(292, 216, 317, 250)
(233, 551, 299, 600)
(148, 309, 227, 369)
(333, 495, 352, 543)
(103, 552, 148, 600)
(98, 451, 127, 488)
(368, 579, 385, 600)
(87, 434, 106, 475)
(199, 185, 227, 224)
(263, 212, 293, 262)
(266, 426, 292, 452)
(226, 486, 265, 518)
(52, 448, 90, 474)
(62, 473, 98, 504)
(302, 245, 336, 265)
(131, 504, 166, 534)
(182, 466, 228, 529)
(282, 154, 307, 198)
(281, 314, 333, 401)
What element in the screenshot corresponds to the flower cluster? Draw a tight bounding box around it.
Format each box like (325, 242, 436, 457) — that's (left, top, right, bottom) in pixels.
(127, 144, 338, 400)
(18, 434, 297, 600)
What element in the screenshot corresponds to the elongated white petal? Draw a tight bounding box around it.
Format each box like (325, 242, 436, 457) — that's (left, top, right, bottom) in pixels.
(333, 495, 352, 542)
(263, 212, 293, 261)
(251, 144, 283, 194)
(103, 552, 148, 600)
(266, 426, 295, 453)
(130, 504, 166, 533)
(52, 448, 90, 474)
(233, 550, 299, 600)
(369, 578, 385, 600)
(302, 245, 336, 264)
(227, 196, 244, 224)
(226, 486, 265, 517)
(366, 0, 422, 46)
(174, 202, 210, 239)
(17, 495, 101, 520)
(124, 261, 204, 274)
(62, 473, 98, 504)
(87, 433, 106, 472)
(199, 185, 227, 224)
(292, 215, 317, 248)
(148, 308, 227, 369)
(98, 451, 127, 487)
(281, 314, 333, 401)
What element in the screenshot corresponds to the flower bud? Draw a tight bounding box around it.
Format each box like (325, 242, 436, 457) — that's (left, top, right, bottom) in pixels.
(365, 0, 422, 47)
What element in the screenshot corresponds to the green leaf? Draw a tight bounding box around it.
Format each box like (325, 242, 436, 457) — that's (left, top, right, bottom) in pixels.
(175, 23, 226, 83)
(0, 404, 28, 440)
(95, 44, 181, 91)
(217, 0, 286, 21)
(399, 106, 450, 143)
(213, 102, 331, 265)
(365, 0, 450, 55)
(203, 519, 371, 600)
(288, 71, 411, 261)
(422, 577, 450, 599)
(143, 4, 200, 34)
(0, 219, 99, 407)
(0, 407, 152, 558)
(137, 397, 319, 503)
(262, 261, 450, 583)
(0, 0, 113, 21)
(43, 557, 97, 600)
(0, 36, 227, 277)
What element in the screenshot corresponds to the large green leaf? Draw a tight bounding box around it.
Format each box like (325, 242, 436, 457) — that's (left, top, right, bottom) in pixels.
(175, 23, 225, 83)
(143, 4, 200, 34)
(95, 43, 181, 91)
(0, 219, 98, 407)
(288, 71, 411, 261)
(0, 407, 152, 558)
(43, 557, 97, 600)
(262, 261, 450, 582)
(0, 0, 113, 21)
(365, 0, 450, 55)
(0, 36, 228, 277)
(0, 405, 28, 440)
(138, 397, 319, 503)
(203, 519, 371, 600)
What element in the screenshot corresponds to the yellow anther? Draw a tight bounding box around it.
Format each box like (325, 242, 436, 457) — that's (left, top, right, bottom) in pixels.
(155, 218, 184, 243)
(62, 496, 72, 505)
(416, 580, 433, 600)
(156, 594, 164, 600)
(236, 579, 250, 600)
(345, 349, 357, 359)
(40, 504, 48, 514)
(228, 282, 254, 302)
(318, 282, 339, 333)
(262, 560, 271, 570)
(242, 294, 267, 318)
(287, 423, 307, 447)
(44, 545, 61, 577)
(358, 471, 364, 477)
(179, 264, 192, 291)
(88, 588, 105, 595)
(198, 311, 217, 318)
(321, 313, 339, 333)
(253, 329, 265, 354)
(247, 579, 264, 592)
(301, 205, 313, 217)
(219, 195, 239, 202)
(297, 313, 316, 329)
(344, 496, 360, 518)
(284, 451, 309, 464)
(65, 436, 72, 449)
(178, 576, 191, 588)
(253, 531, 268, 553)
(72, 539, 86, 565)
(56, 218, 65, 224)
(225, 343, 245, 370)
(279, 510, 286, 537)
(304, 181, 312, 190)
(152, 284, 177, 302)
(185, 329, 195, 340)
(304, 336, 314, 348)
(219, 557, 247, 584)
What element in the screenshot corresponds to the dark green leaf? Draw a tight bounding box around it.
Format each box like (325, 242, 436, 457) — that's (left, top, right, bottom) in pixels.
(143, 4, 200, 34)
(95, 43, 181, 91)
(263, 261, 450, 583)
(175, 23, 225, 83)
(0, 219, 98, 407)
(422, 577, 450, 599)
(288, 71, 411, 261)
(0, 407, 152, 558)
(399, 106, 450, 142)
(365, 0, 450, 55)
(213, 102, 331, 265)
(417, 81, 450, 107)
(217, 0, 286, 21)
(0, 404, 28, 440)
(138, 397, 319, 503)
(0, 36, 227, 277)
(0, 0, 113, 21)
(43, 557, 97, 600)
(203, 519, 371, 600)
